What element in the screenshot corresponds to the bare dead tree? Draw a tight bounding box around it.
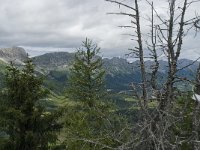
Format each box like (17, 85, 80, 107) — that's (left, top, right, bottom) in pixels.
(106, 0, 200, 150)
(149, 2, 159, 91)
(106, 0, 148, 111)
(161, 0, 187, 110)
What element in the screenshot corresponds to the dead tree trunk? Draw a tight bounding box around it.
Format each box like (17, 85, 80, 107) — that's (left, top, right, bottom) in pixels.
(106, 0, 200, 149)
(134, 0, 148, 109)
(105, 0, 148, 110)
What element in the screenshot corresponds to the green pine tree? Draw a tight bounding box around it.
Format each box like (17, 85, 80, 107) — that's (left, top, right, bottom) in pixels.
(64, 39, 130, 149)
(67, 38, 105, 107)
(0, 59, 61, 150)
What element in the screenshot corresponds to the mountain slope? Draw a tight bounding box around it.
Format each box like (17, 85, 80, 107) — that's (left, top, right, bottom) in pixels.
(0, 48, 198, 94)
(0, 47, 28, 64)
(32, 52, 74, 70)
(32, 52, 199, 94)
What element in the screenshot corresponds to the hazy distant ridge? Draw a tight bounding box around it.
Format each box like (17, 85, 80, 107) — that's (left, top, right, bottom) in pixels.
(0, 47, 198, 93)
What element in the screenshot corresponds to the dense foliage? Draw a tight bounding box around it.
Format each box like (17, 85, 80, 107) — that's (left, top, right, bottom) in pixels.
(0, 59, 61, 150)
(63, 39, 131, 149)
(0, 39, 199, 150)
(67, 38, 106, 107)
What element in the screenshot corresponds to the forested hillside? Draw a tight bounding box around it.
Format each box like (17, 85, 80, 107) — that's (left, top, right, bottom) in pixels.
(0, 45, 199, 149)
(0, 0, 200, 150)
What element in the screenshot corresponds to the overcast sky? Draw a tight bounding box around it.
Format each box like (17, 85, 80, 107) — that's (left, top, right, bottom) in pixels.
(0, 0, 200, 59)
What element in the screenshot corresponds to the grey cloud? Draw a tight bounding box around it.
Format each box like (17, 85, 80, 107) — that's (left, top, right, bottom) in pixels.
(0, 0, 199, 59)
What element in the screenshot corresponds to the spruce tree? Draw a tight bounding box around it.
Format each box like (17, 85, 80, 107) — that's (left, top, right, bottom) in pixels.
(0, 59, 61, 150)
(68, 38, 105, 107)
(64, 39, 130, 149)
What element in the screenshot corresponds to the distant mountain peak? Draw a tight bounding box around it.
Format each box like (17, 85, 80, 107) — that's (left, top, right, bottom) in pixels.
(32, 51, 75, 70)
(0, 47, 28, 64)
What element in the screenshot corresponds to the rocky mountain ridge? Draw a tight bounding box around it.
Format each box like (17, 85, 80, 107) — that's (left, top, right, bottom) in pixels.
(0, 47, 28, 64)
(0, 47, 198, 93)
(31, 50, 199, 93)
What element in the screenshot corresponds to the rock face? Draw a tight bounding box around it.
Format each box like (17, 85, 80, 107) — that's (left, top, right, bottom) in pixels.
(0, 47, 28, 64)
(32, 52, 74, 70)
